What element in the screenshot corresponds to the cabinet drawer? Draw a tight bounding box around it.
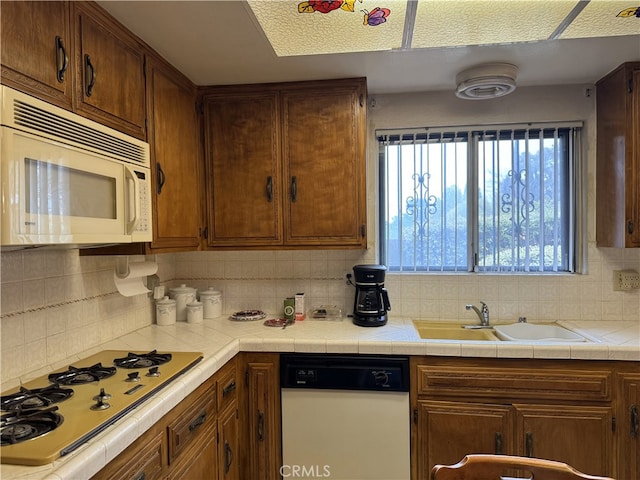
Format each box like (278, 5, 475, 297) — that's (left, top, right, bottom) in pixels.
(216, 358, 238, 412)
(167, 383, 217, 464)
(416, 365, 612, 402)
(93, 430, 164, 480)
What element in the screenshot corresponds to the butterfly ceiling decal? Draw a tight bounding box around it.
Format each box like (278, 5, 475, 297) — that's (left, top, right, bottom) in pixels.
(363, 7, 390, 26)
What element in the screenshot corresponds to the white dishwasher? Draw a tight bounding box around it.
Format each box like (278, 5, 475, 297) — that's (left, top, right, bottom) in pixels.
(280, 354, 411, 480)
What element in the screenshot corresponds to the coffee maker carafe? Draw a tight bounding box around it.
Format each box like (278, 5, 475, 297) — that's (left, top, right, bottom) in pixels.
(352, 265, 391, 327)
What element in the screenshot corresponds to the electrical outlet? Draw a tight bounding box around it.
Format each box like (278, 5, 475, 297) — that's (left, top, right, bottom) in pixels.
(613, 270, 640, 291)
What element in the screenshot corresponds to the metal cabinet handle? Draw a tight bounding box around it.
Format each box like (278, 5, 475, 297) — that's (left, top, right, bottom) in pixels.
(84, 54, 96, 97)
(156, 162, 166, 194)
(291, 176, 297, 202)
(222, 380, 236, 396)
(132, 472, 146, 480)
(224, 441, 233, 474)
(188, 411, 207, 432)
(494, 432, 503, 454)
(55, 36, 68, 83)
(525, 432, 533, 457)
(631, 405, 639, 438)
(257, 411, 265, 441)
(266, 176, 273, 202)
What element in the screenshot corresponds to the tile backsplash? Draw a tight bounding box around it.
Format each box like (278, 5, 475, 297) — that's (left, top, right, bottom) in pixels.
(1, 243, 639, 388)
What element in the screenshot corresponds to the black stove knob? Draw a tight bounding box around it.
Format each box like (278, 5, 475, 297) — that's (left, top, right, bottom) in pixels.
(146, 367, 160, 377)
(126, 372, 141, 382)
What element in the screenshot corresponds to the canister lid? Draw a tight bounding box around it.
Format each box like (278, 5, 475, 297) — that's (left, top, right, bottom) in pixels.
(169, 284, 196, 294)
(200, 288, 221, 297)
(156, 296, 176, 306)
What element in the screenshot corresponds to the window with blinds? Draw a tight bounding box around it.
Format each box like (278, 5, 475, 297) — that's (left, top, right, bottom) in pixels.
(378, 122, 583, 273)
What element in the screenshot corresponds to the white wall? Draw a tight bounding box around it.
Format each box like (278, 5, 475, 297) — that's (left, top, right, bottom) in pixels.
(2, 84, 638, 388)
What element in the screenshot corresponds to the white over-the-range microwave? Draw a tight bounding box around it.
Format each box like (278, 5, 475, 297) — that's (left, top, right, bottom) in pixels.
(0, 86, 152, 249)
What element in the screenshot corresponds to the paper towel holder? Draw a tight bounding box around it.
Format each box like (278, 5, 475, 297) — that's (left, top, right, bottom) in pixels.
(115, 256, 130, 278)
(113, 256, 159, 297)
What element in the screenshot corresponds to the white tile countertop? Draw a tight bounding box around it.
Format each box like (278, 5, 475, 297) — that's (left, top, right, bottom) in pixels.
(3, 317, 639, 480)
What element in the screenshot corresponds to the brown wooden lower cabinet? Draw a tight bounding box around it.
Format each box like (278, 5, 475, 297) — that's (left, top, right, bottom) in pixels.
(618, 373, 640, 480)
(218, 403, 240, 480)
(91, 353, 637, 480)
(92, 357, 236, 480)
(91, 429, 166, 480)
(414, 400, 514, 478)
(410, 357, 627, 480)
(239, 352, 282, 480)
(167, 424, 218, 480)
(514, 404, 613, 476)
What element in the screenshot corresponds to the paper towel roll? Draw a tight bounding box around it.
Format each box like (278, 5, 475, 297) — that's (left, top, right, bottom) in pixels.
(114, 261, 158, 297)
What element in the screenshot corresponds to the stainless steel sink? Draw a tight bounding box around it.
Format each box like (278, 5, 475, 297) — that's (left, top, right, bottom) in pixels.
(493, 323, 587, 342)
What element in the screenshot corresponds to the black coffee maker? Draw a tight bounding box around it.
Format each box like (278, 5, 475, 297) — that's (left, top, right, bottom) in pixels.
(352, 264, 391, 327)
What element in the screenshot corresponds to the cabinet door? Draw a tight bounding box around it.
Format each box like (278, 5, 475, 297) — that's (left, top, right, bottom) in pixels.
(0, 1, 73, 109)
(596, 62, 640, 247)
(514, 404, 614, 477)
(167, 383, 217, 465)
(618, 374, 640, 480)
(629, 68, 640, 246)
(203, 93, 282, 246)
(414, 400, 514, 480)
(92, 429, 165, 480)
(281, 79, 367, 247)
(242, 354, 282, 480)
(218, 405, 240, 480)
(146, 55, 201, 251)
(168, 424, 218, 480)
(73, 2, 146, 139)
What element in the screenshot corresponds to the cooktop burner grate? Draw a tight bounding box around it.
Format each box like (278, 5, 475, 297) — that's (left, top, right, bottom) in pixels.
(47, 363, 117, 385)
(1, 385, 74, 411)
(113, 350, 173, 369)
(0, 407, 63, 446)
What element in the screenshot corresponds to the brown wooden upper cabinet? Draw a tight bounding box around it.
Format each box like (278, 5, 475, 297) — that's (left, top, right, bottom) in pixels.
(72, 2, 146, 139)
(201, 78, 367, 249)
(1, 1, 73, 110)
(145, 54, 202, 251)
(596, 62, 640, 247)
(1, 1, 146, 140)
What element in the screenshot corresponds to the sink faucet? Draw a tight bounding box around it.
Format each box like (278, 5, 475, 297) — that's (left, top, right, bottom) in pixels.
(466, 301, 490, 326)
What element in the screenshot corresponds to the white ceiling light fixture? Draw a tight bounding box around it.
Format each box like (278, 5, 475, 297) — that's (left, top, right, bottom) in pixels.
(455, 63, 519, 100)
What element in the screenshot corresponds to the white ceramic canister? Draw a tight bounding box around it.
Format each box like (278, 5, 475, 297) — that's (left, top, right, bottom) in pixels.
(199, 287, 222, 319)
(169, 284, 197, 321)
(186, 301, 204, 324)
(155, 296, 176, 326)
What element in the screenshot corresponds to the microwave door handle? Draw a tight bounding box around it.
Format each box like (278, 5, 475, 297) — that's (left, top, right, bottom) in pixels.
(125, 166, 141, 234)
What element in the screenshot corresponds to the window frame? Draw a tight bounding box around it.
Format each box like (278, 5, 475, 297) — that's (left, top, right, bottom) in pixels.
(377, 121, 586, 274)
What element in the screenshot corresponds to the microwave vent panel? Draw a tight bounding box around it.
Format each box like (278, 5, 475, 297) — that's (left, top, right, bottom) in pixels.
(1, 86, 149, 168)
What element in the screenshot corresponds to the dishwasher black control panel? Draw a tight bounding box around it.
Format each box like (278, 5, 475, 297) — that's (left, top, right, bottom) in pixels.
(280, 354, 409, 392)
